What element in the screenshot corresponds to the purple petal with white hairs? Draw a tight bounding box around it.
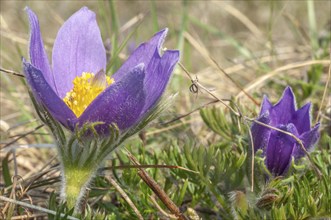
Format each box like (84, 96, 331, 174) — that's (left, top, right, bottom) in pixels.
(23, 61, 76, 129)
(112, 29, 168, 82)
(270, 87, 296, 125)
(290, 102, 311, 134)
(77, 64, 146, 133)
(266, 123, 298, 176)
(52, 7, 106, 98)
(293, 123, 320, 158)
(26, 7, 57, 95)
(259, 95, 273, 117)
(141, 49, 179, 115)
(251, 112, 271, 152)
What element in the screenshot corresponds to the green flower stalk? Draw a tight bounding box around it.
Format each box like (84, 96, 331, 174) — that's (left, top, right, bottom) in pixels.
(24, 7, 179, 213)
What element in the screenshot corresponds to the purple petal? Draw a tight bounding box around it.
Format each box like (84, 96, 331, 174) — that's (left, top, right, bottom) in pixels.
(112, 29, 168, 82)
(52, 7, 106, 98)
(270, 87, 296, 125)
(266, 123, 298, 176)
(259, 95, 273, 117)
(23, 61, 76, 129)
(25, 7, 57, 95)
(290, 102, 311, 134)
(141, 49, 179, 115)
(77, 64, 146, 133)
(293, 123, 320, 158)
(251, 112, 271, 152)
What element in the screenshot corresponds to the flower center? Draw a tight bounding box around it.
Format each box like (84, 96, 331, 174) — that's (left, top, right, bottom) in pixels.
(63, 71, 114, 117)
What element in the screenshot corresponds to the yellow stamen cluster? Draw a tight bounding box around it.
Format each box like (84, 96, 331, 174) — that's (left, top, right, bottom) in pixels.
(63, 72, 114, 117)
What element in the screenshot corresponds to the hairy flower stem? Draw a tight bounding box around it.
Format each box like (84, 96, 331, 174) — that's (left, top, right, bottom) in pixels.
(62, 166, 96, 213)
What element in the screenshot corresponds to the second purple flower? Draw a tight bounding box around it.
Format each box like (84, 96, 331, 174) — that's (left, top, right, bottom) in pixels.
(251, 87, 320, 176)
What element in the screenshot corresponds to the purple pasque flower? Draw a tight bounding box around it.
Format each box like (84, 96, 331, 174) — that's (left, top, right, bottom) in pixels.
(24, 7, 179, 134)
(251, 87, 320, 176)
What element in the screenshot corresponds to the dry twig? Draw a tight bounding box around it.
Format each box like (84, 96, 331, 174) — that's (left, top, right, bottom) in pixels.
(125, 150, 188, 220)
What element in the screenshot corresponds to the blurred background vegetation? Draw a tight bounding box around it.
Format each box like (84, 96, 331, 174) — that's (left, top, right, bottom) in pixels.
(1, 1, 330, 219)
